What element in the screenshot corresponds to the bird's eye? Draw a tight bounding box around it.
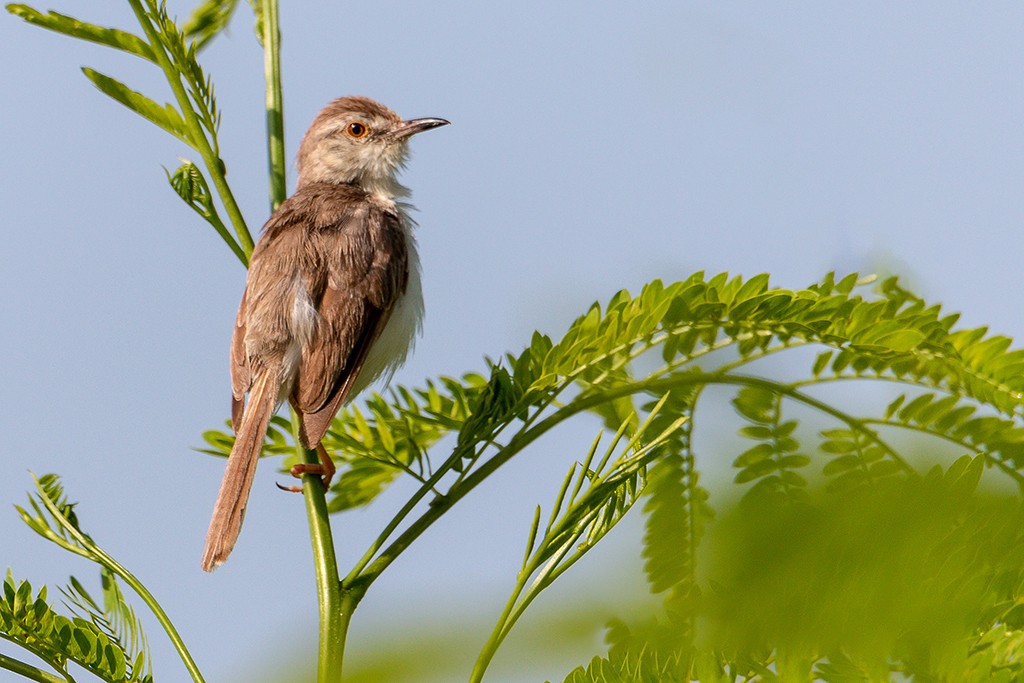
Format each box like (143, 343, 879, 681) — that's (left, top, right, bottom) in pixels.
(346, 122, 370, 138)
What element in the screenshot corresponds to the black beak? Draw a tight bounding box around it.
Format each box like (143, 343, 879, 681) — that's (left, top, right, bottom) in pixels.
(388, 117, 451, 140)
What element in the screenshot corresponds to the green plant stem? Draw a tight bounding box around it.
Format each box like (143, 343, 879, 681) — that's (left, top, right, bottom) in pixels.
(0, 652, 70, 683)
(30, 477, 206, 683)
(126, 0, 254, 261)
(292, 414, 347, 683)
(470, 533, 579, 682)
(102, 555, 206, 683)
(351, 371, 909, 591)
(471, 411, 677, 680)
(260, 0, 286, 210)
(470, 572, 536, 682)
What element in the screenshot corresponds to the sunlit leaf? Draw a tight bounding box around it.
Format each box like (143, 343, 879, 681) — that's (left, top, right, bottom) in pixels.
(6, 5, 155, 61)
(182, 0, 240, 49)
(81, 68, 189, 145)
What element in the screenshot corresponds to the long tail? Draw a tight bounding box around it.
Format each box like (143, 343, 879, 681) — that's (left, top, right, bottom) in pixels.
(201, 370, 279, 571)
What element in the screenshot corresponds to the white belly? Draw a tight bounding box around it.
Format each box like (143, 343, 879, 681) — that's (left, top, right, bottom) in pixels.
(276, 219, 422, 405)
(349, 229, 424, 398)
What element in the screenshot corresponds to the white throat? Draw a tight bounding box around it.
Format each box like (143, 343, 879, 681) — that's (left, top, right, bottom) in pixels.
(359, 174, 410, 202)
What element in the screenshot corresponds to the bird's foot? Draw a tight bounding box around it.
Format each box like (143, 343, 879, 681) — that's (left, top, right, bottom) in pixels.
(277, 444, 336, 493)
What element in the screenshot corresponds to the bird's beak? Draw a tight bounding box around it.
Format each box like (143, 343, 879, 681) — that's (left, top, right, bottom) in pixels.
(388, 117, 451, 140)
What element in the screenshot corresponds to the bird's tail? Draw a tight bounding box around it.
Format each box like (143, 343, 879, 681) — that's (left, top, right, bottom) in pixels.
(201, 370, 279, 571)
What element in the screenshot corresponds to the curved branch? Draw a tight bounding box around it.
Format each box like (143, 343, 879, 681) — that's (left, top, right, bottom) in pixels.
(862, 418, 1024, 488)
(0, 647, 74, 683)
(349, 372, 913, 590)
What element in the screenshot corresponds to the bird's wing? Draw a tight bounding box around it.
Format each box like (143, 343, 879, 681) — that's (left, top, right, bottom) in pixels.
(229, 287, 250, 432)
(292, 204, 409, 448)
(227, 193, 312, 431)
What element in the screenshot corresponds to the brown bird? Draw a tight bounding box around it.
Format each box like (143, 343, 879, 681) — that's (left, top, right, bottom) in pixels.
(201, 97, 449, 571)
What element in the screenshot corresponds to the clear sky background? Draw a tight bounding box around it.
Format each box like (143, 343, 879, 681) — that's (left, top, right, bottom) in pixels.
(2, 2, 1023, 682)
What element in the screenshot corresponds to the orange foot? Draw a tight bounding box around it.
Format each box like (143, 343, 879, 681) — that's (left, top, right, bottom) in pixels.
(277, 443, 336, 493)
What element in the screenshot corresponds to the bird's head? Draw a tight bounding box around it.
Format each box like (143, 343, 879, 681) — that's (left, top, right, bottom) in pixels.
(296, 96, 449, 197)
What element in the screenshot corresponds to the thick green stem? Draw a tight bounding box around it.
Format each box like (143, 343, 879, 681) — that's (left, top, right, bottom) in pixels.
(260, 0, 286, 210)
(126, 0, 254, 261)
(292, 415, 347, 682)
(0, 652, 70, 683)
(256, 4, 349, 679)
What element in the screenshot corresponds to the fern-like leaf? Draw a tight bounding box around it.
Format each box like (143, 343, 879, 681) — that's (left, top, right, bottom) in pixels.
(0, 572, 154, 683)
(61, 569, 152, 680)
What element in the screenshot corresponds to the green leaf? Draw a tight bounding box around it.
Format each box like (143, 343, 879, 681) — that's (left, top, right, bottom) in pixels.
(739, 425, 773, 440)
(822, 454, 862, 475)
(246, 0, 265, 45)
(6, 5, 155, 61)
(1, 571, 151, 682)
(778, 454, 810, 469)
(81, 68, 190, 145)
(812, 350, 833, 377)
(820, 438, 856, 454)
(182, 0, 241, 49)
(733, 443, 775, 467)
(735, 459, 779, 483)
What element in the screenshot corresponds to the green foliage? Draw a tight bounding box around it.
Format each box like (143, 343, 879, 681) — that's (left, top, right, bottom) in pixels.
(195, 270, 1024, 679)
(7, 474, 205, 683)
(731, 386, 811, 502)
(558, 457, 1024, 683)
(702, 456, 1024, 681)
(204, 271, 1024, 509)
(180, 0, 264, 48)
(12, 2, 1024, 681)
(166, 160, 234, 248)
(819, 426, 900, 492)
(82, 68, 190, 144)
(61, 571, 152, 680)
(0, 572, 153, 683)
(638, 387, 710, 664)
(5, 5, 155, 61)
(471, 399, 690, 680)
(181, 0, 239, 49)
(6, 0, 254, 263)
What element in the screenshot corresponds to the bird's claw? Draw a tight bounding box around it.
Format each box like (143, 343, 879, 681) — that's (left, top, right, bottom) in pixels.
(276, 444, 336, 493)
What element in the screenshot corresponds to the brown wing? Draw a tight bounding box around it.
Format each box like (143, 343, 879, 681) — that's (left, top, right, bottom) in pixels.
(229, 287, 250, 432)
(227, 187, 331, 431)
(291, 204, 409, 448)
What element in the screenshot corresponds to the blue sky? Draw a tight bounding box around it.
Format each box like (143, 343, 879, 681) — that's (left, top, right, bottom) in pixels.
(2, 2, 1023, 681)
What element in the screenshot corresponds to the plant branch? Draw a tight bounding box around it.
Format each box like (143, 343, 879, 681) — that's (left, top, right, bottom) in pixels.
(28, 477, 206, 683)
(350, 371, 913, 591)
(863, 417, 1024, 487)
(259, 0, 286, 210)
(291, 413, 346, 683)
(126, 0, 253, 261)
(0, 651, 72, 683)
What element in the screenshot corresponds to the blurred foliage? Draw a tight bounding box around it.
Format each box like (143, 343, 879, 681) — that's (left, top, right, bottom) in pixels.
(239, 455, 1024, 683)
(198, 271, 1024, 681)
(558, 456, 1024, 682)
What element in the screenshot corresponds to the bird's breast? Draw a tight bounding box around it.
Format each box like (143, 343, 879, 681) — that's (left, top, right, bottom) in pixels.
(350, 222, 423, 398)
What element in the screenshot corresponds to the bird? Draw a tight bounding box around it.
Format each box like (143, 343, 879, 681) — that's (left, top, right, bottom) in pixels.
(201, 96, 449, 571)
